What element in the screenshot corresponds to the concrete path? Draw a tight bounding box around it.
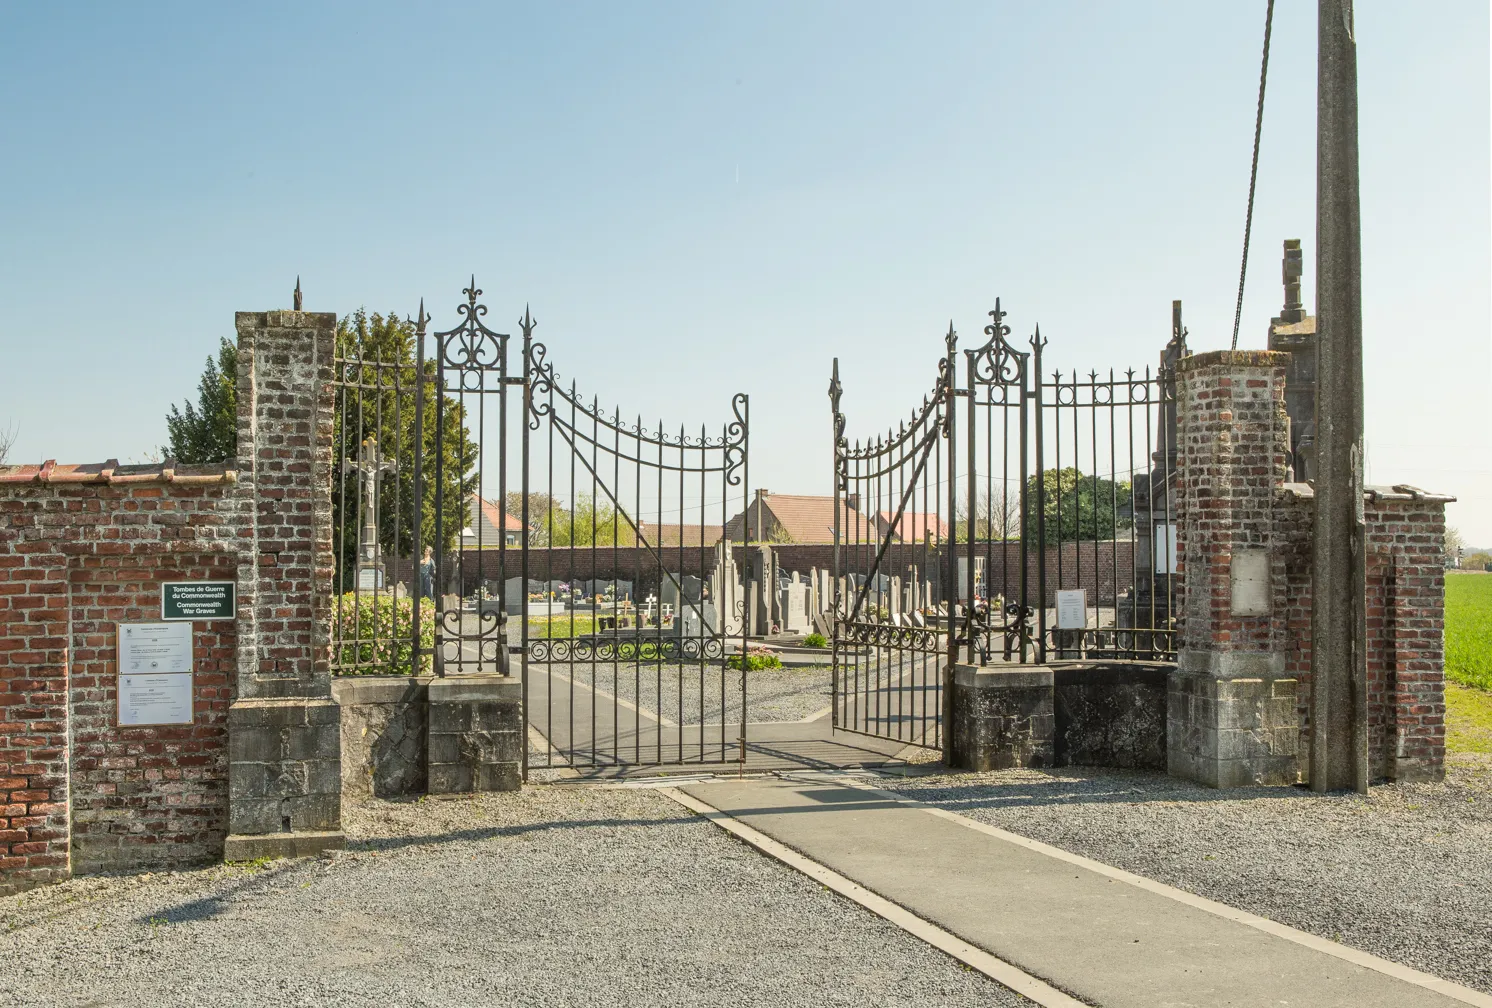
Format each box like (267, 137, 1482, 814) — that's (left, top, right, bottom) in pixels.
(675, 773, 1489, 1008)
(523, 660, 926, 775)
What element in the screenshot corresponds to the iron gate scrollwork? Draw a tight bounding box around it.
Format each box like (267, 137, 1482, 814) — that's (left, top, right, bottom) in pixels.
(831, 298, 1184, 754)
(330, 281, 750, 774)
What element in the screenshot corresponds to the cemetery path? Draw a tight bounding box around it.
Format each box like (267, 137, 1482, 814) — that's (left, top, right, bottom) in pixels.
(870, 757, 1492, 999)
(676, 772, 1492, 1008)
(523, 661, 924, 777)
(0, 787, 1036, 1008)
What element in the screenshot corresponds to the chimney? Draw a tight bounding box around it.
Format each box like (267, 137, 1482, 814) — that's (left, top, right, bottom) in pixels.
(846, 492, 861, 512)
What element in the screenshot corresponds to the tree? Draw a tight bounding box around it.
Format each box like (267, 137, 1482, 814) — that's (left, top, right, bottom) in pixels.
(956, 488, 1020, 542)
(0, 422, 14, 465)
(333, 309, 479, 590)
(1463, 551, 1492, 572)
(163, 338, 237, 463)
(505, 492, 563, 547)
(544, 493, 637, 548)
(1026, 467, 1132, 544)
(1445, 526, 1465, 567)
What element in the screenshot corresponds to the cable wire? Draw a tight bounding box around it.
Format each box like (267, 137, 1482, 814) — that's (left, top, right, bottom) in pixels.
(1231, 0, 1276, 350)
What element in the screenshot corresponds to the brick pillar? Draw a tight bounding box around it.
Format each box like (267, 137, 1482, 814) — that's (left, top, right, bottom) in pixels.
(224, 310, 345, 860)
(1169, 351, 1299, 787)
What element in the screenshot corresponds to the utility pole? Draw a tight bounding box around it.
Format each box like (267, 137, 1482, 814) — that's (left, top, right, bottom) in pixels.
(1311, 0, 1369, 793)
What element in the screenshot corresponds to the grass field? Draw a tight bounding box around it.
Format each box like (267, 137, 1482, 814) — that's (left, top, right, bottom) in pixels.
(1446, 572, 1492, 691)
(1447, 683, 1492, 754)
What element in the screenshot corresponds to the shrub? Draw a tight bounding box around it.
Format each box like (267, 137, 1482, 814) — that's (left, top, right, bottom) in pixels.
(333, 591, 436, 676)
(803, 632, 828, 649)
(726, 644, 783, 671)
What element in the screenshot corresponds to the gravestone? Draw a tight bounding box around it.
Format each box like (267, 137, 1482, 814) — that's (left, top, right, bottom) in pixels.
(781, 579, 809, 633)
(677, 600, 719, 638)
(889, 575, 903, 616)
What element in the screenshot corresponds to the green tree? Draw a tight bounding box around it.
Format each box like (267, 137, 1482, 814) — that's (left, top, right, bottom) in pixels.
(1026, 467, 1132, 544)
(163, 338, 237, 463)
(505, 492, 562, 547)
(334, 310, 479, 590)
(545, 493, 637, 547)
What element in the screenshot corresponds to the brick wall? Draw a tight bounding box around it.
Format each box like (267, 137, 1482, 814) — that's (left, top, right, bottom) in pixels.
(0, 465, 242, 893)
(1279, 489, 1448, 781)
(1173, 350, 1295, 664)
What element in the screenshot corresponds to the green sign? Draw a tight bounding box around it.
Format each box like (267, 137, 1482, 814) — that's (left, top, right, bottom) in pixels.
(161, 582, 236, 621)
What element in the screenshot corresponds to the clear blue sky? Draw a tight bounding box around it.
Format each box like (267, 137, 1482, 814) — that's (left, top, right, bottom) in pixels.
(1, 3, 1488, 541)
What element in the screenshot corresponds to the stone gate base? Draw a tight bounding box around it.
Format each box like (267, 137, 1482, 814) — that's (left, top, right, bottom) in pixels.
(334, 675, 523, 802)
(950, 662, 1171, 773)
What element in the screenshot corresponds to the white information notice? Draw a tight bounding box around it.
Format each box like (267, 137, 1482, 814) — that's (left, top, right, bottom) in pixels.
(117, 622, 194, 726)
(118, 673, 194, 726)
(1055, 589, 1088, 629)
(118, 622, 192, 673)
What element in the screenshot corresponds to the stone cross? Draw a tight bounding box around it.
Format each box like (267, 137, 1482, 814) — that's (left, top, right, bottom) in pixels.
(343, 437, 397, 577)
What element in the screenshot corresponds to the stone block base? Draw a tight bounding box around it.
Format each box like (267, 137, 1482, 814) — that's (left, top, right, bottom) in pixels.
(1167, 671, 1299, 787)
(223, 830, 346, 862)
(950, 665, 1054, 771)
(334, 676, 431, 801)
(227, 696, 344, 836)
(428, 676, 523, 793)
(1053, 663, 1169, 769)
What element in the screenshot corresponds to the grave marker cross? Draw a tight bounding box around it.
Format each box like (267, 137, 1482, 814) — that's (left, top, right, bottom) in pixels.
(343, 436, 398, 579)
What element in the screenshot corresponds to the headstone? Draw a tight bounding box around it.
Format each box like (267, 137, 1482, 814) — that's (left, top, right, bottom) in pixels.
(504, 577, 527, 614)
(889, 576, 903, 615)
(781, 579, 809, 633)
(812, 612, 832, 637)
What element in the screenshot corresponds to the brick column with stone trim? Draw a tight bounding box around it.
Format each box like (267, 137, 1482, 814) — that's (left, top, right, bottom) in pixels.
(1169, 350, 1300, 787)
(224, 310, 345, 860)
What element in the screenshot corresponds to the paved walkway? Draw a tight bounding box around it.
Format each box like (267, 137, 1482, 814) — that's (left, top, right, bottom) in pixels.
(675, 773, 1490, 1008)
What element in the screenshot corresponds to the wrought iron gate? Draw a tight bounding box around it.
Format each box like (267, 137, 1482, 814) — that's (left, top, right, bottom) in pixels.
(330, 282, 750, 774)
(831, 299, 1185, 753)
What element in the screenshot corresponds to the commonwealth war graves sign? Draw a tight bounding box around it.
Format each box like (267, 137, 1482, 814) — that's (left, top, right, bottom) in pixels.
(161, 581, 236, 621)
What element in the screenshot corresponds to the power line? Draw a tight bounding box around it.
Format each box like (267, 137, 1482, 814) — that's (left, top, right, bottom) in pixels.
(1231, 0, 1276, 351)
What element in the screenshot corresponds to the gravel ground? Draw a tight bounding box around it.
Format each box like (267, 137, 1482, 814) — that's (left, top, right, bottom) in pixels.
(875, 752, 1492, 994)
(531, 660, 832, 725)
(0, 786, 1031, 1008)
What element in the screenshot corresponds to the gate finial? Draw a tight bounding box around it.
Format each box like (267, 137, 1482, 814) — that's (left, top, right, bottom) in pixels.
(945, 320, 957, 355)
(828, 358, 842, 414)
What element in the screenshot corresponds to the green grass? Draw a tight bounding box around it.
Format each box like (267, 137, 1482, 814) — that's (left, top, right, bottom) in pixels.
(1446, 572, 1492, 690)
(1447, 682, 1492, 754)
(526, 613, 599, 638)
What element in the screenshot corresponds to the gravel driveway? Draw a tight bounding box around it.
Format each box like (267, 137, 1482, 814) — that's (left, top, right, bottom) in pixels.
(875, 753, 1492, 994)
(0, 786, 1030, 1008)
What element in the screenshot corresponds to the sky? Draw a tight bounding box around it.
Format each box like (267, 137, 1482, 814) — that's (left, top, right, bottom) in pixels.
(1, 3, 1488, 542)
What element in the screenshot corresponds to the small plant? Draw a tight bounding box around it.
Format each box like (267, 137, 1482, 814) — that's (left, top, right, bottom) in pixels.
(803, 632, 828, 649)
(727, 644, 782, 671)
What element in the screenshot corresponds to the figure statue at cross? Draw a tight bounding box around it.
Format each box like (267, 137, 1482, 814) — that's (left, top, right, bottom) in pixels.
(343, 436, 397, 589)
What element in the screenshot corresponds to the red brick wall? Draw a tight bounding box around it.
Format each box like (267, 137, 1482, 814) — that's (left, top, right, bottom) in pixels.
(0, 470, 240, 893)
(1173, 351, 1294, 659)
(1279, 494, 1448, 780)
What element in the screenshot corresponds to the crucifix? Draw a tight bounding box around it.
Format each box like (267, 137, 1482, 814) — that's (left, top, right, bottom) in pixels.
(343, 436, 398, 590)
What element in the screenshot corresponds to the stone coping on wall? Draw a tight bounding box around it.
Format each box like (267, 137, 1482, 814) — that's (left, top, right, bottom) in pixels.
(0, 459, 239, 485)
(1174, 349, 1291, 373)
(1278, 482, 1456, 504)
